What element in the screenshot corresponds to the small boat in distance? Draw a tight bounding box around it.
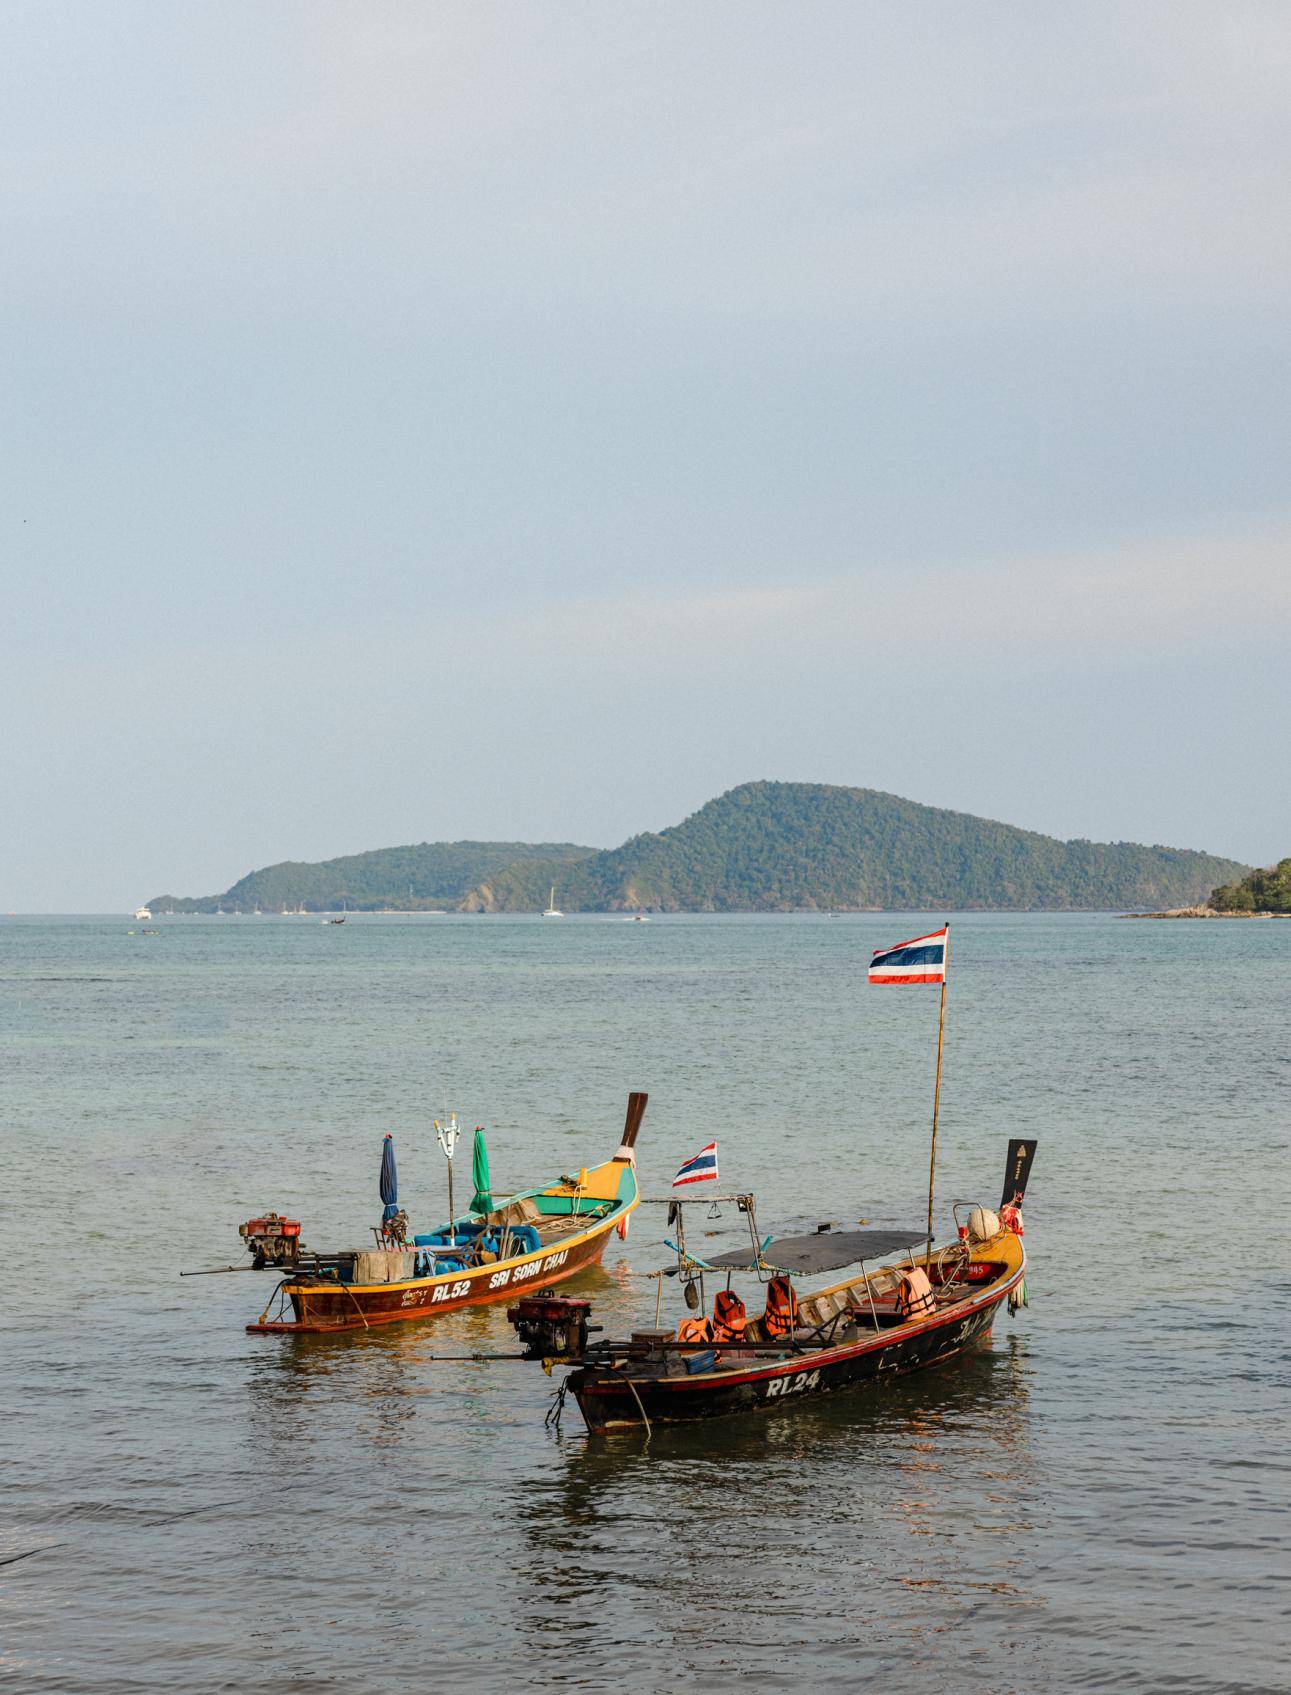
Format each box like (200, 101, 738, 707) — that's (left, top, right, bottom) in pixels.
(134, 906, 152, 921)
(541, 886, 563, 918)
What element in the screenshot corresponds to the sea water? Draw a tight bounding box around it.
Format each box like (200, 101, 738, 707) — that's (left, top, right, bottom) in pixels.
(0, 913, 1286, 1693)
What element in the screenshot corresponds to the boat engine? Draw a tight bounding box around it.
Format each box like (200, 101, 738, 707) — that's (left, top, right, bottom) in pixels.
(507, 1289, 593, 1360)
(239, 1213, 303, 1268)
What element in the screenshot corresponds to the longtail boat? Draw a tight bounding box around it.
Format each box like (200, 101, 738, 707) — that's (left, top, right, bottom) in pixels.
(505, 1138, 1035, 1433)
(230, 1092, 646, 1334)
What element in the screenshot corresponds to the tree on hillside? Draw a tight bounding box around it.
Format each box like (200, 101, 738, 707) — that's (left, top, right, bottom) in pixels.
(1210, 858, 1291, 913)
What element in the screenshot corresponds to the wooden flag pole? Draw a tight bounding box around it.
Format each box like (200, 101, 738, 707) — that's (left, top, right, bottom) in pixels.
(926, 924, 950, 1261)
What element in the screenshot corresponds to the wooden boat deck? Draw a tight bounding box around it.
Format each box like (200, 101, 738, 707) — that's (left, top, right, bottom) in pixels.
(536, 1211, 611, 1242)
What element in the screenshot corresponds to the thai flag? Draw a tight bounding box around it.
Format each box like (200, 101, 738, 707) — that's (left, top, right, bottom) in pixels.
(869, 925, 949, 985)
(672, 1142, 718, 1187)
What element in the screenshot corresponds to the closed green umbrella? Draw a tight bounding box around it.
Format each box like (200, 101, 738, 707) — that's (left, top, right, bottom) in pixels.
(471, 1125, 492, 1213)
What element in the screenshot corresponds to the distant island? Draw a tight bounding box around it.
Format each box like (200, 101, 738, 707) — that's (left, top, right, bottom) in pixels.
(149, 782, 1249, 914)
(1125, 856, 1291, 918)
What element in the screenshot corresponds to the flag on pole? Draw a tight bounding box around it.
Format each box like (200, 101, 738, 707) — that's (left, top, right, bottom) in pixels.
(672, 1142, 718, 1187)
(869, 926, 948, 985)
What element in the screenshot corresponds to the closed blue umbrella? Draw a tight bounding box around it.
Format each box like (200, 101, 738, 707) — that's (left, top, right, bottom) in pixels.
(379, 1133, 399, 1221)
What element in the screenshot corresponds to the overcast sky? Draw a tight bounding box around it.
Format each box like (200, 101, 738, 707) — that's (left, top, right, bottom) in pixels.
(3, 2, 1288, 908)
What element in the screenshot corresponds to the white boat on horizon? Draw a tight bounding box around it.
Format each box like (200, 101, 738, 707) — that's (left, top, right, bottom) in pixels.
(134, 906, 152, 921)
(541, 886, 563, 918)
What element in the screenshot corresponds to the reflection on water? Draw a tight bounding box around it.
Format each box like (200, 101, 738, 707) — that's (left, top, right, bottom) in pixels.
(508, 1332, 1040, 1686)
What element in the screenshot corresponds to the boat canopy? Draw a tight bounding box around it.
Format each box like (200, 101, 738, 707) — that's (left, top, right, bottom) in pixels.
(704, 1228, 931, 1276)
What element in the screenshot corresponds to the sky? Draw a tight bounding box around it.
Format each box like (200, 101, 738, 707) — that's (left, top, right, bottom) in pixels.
(3, 2, 1289, 908)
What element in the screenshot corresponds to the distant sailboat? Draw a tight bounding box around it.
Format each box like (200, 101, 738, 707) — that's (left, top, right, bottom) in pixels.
(541, 886, 563, 918)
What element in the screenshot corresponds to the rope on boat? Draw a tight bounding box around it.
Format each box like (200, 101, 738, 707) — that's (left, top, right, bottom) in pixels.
(625, 1374, 652, 1440)
(257, 1278, 293, 1326)
(342, 1283, 372, 1330)
(544, 1383, 568, 1431)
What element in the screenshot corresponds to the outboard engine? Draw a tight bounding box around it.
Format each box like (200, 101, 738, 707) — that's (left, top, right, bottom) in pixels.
(507, 1289, 593, 1359)
(239, 1213, 303, 1268)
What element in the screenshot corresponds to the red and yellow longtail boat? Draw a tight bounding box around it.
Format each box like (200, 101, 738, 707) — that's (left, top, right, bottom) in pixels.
(237, 1092, 646, 1334)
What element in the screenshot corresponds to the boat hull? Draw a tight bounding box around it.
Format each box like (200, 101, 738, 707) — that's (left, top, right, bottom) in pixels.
(569, 1267, 1019, 1433)
(250, 1214, 620, 1334)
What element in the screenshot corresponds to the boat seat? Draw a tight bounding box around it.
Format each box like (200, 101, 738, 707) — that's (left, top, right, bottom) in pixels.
(846, 1288, 906, 1328)
(849, 1305, 904, 1329)
(414, 1223, 485, 1248)
(414, 1251, 467, 1275)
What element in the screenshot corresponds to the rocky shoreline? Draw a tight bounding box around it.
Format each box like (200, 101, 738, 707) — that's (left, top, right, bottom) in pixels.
(1122, 906, 1290, 919)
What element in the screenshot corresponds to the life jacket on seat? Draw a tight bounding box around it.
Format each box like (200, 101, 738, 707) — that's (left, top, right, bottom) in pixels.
(712, 1288, 747, 1342)
(896, 1266, 936, 1319)
(761, 1276, 798, 1339)
(677, 1315, 715, 1344)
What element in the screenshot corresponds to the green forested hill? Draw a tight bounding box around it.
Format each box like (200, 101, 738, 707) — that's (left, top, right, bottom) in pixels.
(461, 783, 1248, 912)
(149, 840, 595, 913)
(1210, 858, 1291, 912)
(151, 784, 1248, 914)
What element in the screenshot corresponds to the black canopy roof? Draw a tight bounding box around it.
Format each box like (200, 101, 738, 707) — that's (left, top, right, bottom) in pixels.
(703, 1228, 930, 1276)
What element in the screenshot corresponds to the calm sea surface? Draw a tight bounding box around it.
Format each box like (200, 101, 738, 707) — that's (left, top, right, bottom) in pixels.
(1, 913, 1287, 1693)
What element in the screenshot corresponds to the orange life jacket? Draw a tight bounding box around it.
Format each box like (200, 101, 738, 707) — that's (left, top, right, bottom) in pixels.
(712, 1289, 747, 1341)
(677, 1315, 715, 1344)
(762, 1276, 798, 1338)
(897, 1267, 935, 1319)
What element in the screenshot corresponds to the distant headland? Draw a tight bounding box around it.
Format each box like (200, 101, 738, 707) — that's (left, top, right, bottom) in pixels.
(1124, 857, 1291, 918)
(147, 782, 1249, 915)
(148, 840, 595, 916)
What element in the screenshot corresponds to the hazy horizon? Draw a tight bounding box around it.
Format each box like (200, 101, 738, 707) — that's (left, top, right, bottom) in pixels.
(4, 4, 1288, 909)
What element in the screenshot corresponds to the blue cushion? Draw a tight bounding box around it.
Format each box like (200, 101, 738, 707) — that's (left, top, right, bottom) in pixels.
(413, 1223, 484, 1247)
(415, 1250, 466, 1275)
